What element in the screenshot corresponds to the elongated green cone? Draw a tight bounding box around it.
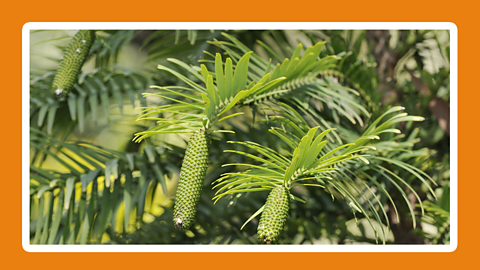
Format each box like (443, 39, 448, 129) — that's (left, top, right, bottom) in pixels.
(52, 30, 96, 98)
(257, 185, 290, 244)
(173, 128, 210, 230)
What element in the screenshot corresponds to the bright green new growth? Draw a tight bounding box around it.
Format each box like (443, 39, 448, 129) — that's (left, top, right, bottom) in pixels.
(52, 30, 95, 98)
(214, 107, 431, 244)
(173, 128, 210, 230)
(257, 185, 290, 244)
(134, 39, 432, 241)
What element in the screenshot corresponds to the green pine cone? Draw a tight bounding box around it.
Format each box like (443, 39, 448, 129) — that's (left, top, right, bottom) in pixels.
(52, 30, 96, 98)
(173, 128, 210, 230)
(257, 185, 290, 244)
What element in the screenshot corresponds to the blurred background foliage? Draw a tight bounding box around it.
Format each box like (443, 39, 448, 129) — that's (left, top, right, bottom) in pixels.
(29, 29, 450, 244)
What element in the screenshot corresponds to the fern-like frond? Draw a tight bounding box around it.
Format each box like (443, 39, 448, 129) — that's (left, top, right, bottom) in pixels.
(30, 128, 183, 244)
(30, 69, 152, 135)
(205, 33, 369, 125)
(133, 51, 288, 141)
(213, 105, 434, 243)
(212, 126, 377, 239)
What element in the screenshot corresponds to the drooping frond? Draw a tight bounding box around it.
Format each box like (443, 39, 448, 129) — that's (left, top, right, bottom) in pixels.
(212, 126, 378, 239)
(135, 33, 370, 145)
(31, 69, 152, 135)
(213, 105, 435, 243)
(30, 128, 183, 244)
(29, 29, 450, 245)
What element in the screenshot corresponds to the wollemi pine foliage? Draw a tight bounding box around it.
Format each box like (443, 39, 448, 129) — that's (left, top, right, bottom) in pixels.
(29, 30, 444, 244)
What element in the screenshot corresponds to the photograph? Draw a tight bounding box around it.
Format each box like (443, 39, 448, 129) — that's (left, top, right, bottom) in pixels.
(26, 25, 454, 250)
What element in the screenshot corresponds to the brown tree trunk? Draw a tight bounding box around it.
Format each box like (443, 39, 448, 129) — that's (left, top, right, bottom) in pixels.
(387, 190, 426, 244)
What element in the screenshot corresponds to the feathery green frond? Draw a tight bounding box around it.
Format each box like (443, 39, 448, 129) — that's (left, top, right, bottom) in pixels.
(205, 33, 369, 126)
(30, 128, 181, 244)
(31, 68, 151, 135)
(30, 29, 450, 245)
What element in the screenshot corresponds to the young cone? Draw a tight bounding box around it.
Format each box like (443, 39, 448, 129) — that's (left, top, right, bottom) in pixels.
(52, 30, 96, 98)
(173, 128, 210, 230)
(257, 185, 290, 244)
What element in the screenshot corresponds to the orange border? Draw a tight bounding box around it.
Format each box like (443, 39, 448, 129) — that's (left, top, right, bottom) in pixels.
(7, 0, 471, 269)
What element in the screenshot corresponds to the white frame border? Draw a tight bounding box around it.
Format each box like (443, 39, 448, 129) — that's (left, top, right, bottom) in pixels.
(22, 22, 458, 253)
